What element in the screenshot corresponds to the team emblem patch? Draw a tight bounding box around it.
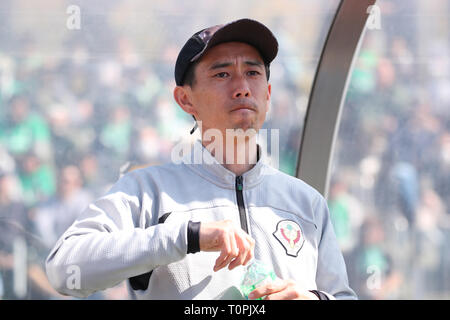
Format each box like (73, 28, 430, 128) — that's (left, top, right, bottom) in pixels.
(273, 220, 304, 257)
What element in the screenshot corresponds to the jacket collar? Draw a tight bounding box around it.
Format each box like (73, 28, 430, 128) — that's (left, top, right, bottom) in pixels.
(182, 139, 271, 189)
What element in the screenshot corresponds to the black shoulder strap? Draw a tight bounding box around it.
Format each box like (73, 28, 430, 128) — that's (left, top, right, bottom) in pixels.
(128, 212, 172, 291)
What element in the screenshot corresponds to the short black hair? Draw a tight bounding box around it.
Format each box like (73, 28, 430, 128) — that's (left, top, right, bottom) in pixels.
(181, 61, 271, 88)
(182, 59, 201, 88)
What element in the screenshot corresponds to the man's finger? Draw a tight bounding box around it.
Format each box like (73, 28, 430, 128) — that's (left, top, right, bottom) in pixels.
(228, 231, 253, 270)
(243, 235, 255, 266)
(248, 280, 286, 300)
(263, 290, 297, 300)
(214, 232, 238, 271)
(228, 239, 247, 270)
(213, 232, 232, 271)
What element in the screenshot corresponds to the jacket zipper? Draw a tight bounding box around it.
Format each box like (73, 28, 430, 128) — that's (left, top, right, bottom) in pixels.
(235, 176, 249, 233)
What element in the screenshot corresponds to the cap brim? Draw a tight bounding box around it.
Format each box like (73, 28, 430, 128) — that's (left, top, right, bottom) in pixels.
(190, 18, 278, 65)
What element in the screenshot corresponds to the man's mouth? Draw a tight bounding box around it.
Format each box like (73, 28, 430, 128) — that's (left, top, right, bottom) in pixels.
(230, 105, 256, 112)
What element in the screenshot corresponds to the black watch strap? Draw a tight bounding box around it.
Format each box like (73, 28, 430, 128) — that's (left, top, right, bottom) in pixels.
(309, 290, 329, 300)
(187, 221, 201, 254)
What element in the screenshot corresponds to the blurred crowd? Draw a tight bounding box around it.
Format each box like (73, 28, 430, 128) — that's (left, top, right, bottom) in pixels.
(1, 0, 450, 300)
(328, 1, 450, 299)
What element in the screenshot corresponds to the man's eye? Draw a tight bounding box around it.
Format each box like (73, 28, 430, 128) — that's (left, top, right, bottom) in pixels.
(247, 70, 261, 76)
(214, 72, 229, 78)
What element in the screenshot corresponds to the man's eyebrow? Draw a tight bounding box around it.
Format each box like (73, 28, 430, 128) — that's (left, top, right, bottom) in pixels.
(208, 60, 264, 70)
(209, 62, 232, 70)
(245, 60, 264, 67)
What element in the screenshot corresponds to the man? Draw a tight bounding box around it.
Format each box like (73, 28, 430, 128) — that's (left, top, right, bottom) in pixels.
(46, 18, 356, 300)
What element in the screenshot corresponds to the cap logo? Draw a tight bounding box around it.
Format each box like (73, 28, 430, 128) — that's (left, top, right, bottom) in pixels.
(273, 220, 304, 257)
(197, 25, 221, 44)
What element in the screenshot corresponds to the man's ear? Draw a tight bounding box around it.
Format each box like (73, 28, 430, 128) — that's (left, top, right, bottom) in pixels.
(173, 86, 197, 117)
(265, 83, 272, 113)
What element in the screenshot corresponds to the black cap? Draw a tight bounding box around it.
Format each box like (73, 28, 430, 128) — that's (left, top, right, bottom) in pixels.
(175, 18, 279, 86)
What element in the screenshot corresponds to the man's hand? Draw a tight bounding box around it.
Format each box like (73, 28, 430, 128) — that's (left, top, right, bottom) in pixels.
(248, 279, 320, 300)
(199, 220, 255, 272)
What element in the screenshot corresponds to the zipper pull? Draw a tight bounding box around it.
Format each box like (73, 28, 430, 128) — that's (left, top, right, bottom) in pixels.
(236, 176, 243, 191)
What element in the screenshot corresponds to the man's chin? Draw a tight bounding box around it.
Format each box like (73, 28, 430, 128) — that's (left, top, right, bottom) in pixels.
(231, 118, 259, 132)
(231, 125, 258, 135)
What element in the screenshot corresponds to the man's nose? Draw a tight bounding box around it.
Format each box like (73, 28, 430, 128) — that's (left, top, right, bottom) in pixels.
(232, 77, 251, 98)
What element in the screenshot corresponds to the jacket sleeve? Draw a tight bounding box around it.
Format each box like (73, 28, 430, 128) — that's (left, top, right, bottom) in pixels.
(314, 195, 357, 300)
(45, 171, 189, 298)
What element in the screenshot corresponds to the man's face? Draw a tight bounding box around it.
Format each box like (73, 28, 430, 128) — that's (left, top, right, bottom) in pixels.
(179, 42, 271, 135)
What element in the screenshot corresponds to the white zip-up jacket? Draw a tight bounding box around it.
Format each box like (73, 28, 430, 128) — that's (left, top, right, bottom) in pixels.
(46, 140, 357, 300)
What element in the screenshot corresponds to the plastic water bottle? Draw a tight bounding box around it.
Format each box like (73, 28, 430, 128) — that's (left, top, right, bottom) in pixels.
(240, 259, 277, 300)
